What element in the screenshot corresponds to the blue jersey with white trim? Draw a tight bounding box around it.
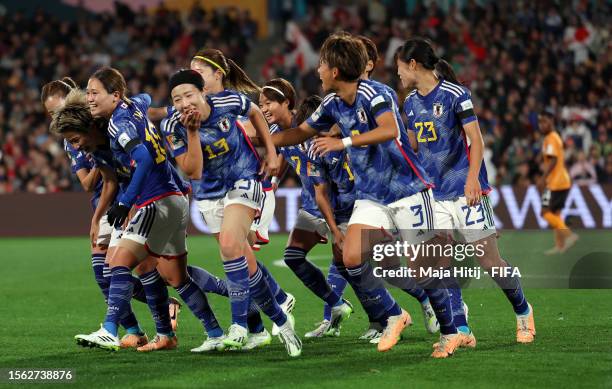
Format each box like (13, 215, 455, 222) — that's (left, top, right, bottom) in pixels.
(107, 94, 181, 206)
(309, 147, 355, 223)
(403, 80, 490, 201)
(306, 79, 431, 205)
(64, 140, 102, 210)
(167, 90, 260, 200)
(272, 122, 323, 218)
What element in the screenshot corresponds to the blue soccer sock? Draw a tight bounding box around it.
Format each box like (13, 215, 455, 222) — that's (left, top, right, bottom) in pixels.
(323, 263, 349, 321)
(249, 265, 287, 327)
(247, 302, 265, 334)
(139, 269, 173, 336)
(91, 254, 109, 301)
(187, 265, 228, 296)
(345, 261, 401, 322)
(420, 278, 457, 335)
(383, 266, 428, 303)
(446, 275, 469, 329)
(258, 261, 288, 305)
(103, 266, 135, 337)
(223, 256, 250, 328)
(492, 260, 529, 315)
(284, 247, 340, 306)
(131, 275, 147, 304)
(103, 264, 141, 333)
(176, 277, 223, 338)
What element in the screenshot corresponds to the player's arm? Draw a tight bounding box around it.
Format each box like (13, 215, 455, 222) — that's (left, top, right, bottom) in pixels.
(542, 143, 558, 180)
(463, 120, 484, 206)
(91, 165, 118, 247)
(75, 167, 101, 192)
(272, 122, 318, 147)
(407, 130, 418, 152)
(313, 181, 344, 250)
(271, 154, 289, 191)
(247, 102, 279, 177)
(147, 107, 170, 122)
(174, 111, 203, 180)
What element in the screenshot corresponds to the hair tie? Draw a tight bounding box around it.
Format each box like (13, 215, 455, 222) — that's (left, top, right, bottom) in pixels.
(262, 85, 286, 98)
(192, 55, 227, 76)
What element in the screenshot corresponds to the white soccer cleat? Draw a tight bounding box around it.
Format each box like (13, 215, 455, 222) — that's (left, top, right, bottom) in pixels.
(191, 335, 226, 353)
(421, 301, 440, 334)
(368, 331, 384, 344)
(243, 329, 272, 350)
(327, 299, 353, 336)
(360, 322, 383, 341)
(463, 302, 469, 322)
(305, 320, 331, 338)
(277, 312, 302, 357)
(75, 325, 120, 351)
(560, 233, 579, 253)
(272, 293, 296, 336)
(223, 324, 248, 349)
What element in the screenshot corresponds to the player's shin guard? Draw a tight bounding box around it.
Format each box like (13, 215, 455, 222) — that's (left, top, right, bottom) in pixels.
(139, 269, 173, 335)
(258, 260, 288, 305)
(345, 261, 401, 322)
(284, 247, 341, 306)
(103, 264, 140, 332)
(249, 265, 287, 326)
(92, 254, 109, 301)
(446, 277, 468, 328)
(223, 256, 250, 328)
(324, 263, 349, 321)
(187, 265, 228, 296)
(176, 277, 223, 337)
(104, 266, 135, 336)
(420, 278, 456, 335)
(492, 261, 529, 315)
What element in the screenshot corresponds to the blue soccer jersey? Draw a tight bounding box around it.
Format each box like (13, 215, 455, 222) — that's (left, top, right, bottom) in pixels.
(403, 80, 490, 201)
(64, 139, 102, 210)
(310, 148, 355, 223)
(271, 122, 323, 218)
(107, 93, 182, 207)
(306, 79, 431, 205)
(167, 90, 260, 201)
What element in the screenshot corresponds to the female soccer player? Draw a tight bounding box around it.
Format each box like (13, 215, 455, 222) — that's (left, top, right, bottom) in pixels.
(259, 80, 353, 338)
(396, 38, 535, 345)
(41, 78, 155, 348)
(272, 33, 460, 357)
(57, 67, 225, 353)
(167, 68, 302, 357)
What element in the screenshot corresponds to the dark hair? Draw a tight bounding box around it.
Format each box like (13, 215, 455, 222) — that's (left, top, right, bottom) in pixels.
(320, 33, 367, 82)
(90, 67, 130, 102)
(50, 89, 106, 135)
(192, 48, 260, 94)
(169, 69, 205, 92)
(295, 95, 323, 124)
(434, 59, 460, 84)
(261, 78, 297, 110)
(396, 38, 439, 70)
(41, 77, 77, 105)
(357, 35, 379, 77)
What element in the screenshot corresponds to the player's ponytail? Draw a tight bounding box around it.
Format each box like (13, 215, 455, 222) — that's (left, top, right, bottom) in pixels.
(193, 48, 260, 94)
(396, 37, 439, 70)
(434, 59, 460, 84)
(41, 77, 77, 105)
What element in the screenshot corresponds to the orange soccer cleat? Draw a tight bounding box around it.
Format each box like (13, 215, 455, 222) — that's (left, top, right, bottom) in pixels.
(137, 334, 178, 352)
(431, 333, 462, 358)
(377, 309, 411, 352)
(120, 333, 149, 349)
(516, 303, 536, 343)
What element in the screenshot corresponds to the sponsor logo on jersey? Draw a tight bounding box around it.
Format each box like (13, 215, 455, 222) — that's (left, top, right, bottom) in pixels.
(357, 108, 367, 123)
(433, 102, 443, 118)
(219, 117, 231, 132)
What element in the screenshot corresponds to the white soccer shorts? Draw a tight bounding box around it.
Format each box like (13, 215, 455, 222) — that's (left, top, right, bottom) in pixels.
(434, 195, 496, 243)
(121, 194, 189, 258)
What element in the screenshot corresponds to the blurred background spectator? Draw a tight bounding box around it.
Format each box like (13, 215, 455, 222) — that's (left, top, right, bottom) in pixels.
(0, 0, 610, 194)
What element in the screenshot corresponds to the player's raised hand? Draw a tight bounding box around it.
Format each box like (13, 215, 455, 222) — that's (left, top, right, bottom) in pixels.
(181, 110, 201, 133)
(464, 176, 482, 206)
(313, 136, 344, 156)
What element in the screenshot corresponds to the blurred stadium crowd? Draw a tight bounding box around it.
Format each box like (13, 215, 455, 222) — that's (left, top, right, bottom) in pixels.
(0, 0, 610, 194)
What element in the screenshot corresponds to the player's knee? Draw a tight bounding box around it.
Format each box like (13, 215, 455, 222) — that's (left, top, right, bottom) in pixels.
(342, 244, 362, 268)
(218, 231, 242, 259)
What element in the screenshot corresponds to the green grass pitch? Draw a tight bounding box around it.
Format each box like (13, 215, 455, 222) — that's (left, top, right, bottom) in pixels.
(0, 232, 611, 388)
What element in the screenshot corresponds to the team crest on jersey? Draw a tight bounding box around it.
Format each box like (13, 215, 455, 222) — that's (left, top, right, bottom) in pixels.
(433, 102, 444, 118)
(357, 108, 367, 123)
(218, 117, 231, 132)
